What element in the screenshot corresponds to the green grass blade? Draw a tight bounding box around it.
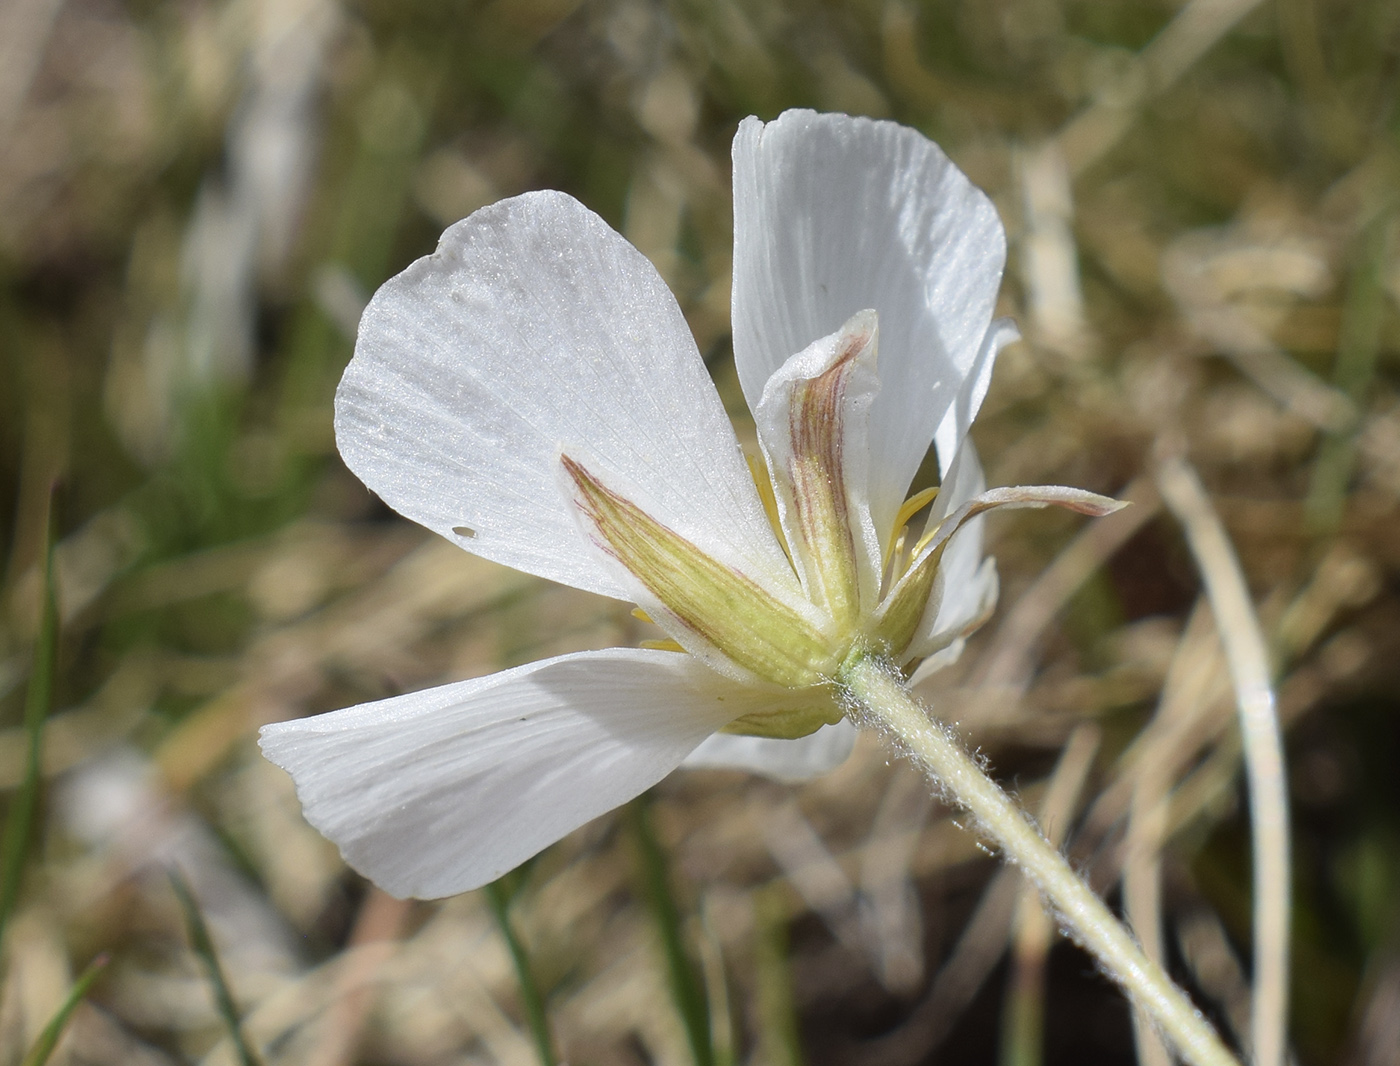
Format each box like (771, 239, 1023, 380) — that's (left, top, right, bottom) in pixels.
(20, 953, 110, 1066)
(697, 904, 736, 1066)
(0, 498, 59, 949)
(484, 878, 558, 1066)
(1306, 210, 1391, 531)
(1000, 953, 1046, 1066)
(169, 871, 262, 1066)
(628, 796, 713, 1066)
(753, 886, 803, 1066)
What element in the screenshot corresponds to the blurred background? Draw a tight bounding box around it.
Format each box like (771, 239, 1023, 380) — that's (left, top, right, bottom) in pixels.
(0, 0, 1398, 1063)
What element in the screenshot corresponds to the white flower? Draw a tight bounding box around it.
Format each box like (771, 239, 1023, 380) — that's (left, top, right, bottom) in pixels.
(260, 110, 1116, 900)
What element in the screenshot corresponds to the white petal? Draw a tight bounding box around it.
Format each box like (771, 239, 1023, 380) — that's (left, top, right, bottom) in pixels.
(337, 191, 791, 601)
(259, 649, 786, 899)
(906, 560, 998, 669)
(907, 636, 970, 687)
(932, 317, 1019, 483)
(684, 719, 858, 782)
(732, 111, 1008, 539)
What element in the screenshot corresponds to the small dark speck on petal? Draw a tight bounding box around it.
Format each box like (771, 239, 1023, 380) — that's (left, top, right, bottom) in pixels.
(453, 526, 476, 539)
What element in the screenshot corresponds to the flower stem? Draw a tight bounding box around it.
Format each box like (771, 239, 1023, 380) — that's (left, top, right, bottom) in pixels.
(837, 655, 1239, 1066)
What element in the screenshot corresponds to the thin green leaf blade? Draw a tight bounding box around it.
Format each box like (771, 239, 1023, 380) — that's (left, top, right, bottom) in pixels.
(754, 886, 803, 1066)
(629, 796, 713, 1066)
(0, 495, 59, 949)
(484, 877, 558, 1066)
(20, 953, 110, 1066)
(170, 870, 262, 1066)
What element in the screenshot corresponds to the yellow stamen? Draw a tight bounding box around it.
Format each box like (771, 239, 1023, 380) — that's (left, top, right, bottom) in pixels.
(887, 526, 909, 586)
(885, 485, 940, 565)
(746, 452, 792, 564)
(640, 638, 686, 652)
(631, 607, 654, 623)
(910, 516, 949, 561)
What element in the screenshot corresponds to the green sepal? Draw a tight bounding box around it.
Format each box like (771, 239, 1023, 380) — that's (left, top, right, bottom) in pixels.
(565, 455, 841, 688)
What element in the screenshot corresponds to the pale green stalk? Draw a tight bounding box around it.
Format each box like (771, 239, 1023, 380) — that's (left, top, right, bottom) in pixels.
(837, 654, 1239, 1066)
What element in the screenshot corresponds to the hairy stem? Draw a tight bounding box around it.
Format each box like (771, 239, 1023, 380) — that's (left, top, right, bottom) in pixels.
(838, 655, 1238, 1066)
